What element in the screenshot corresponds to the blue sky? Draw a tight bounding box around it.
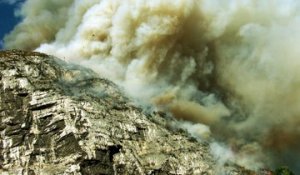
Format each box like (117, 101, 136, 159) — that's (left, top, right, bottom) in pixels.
(0, 0, 24, 49)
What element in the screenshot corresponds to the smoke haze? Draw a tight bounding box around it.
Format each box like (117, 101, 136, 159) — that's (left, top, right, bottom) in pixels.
(4, 0, 300, 172)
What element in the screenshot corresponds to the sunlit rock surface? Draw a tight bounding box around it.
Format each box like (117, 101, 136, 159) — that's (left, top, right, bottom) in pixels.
(0, 50, 260, 175)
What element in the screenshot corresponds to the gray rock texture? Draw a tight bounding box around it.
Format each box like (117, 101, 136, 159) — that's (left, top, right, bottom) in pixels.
(0, 50, 258, 175)
(0, 50, 216, 175)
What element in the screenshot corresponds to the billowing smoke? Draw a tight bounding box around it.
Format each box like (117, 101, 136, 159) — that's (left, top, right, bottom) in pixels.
(4, 0, 300, 172)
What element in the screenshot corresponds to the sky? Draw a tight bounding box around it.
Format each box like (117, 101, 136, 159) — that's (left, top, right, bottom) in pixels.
(0, 0, 23, 49)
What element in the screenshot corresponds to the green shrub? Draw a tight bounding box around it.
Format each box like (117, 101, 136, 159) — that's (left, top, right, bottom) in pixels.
(275, 166, 294, 175)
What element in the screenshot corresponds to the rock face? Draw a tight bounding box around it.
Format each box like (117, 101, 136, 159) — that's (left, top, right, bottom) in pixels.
(0, 50, 264, 175)
(0, 50, 217, 175)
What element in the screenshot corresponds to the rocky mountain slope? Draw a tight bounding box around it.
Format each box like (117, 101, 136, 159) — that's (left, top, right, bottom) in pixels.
(0, 50, 275, 175)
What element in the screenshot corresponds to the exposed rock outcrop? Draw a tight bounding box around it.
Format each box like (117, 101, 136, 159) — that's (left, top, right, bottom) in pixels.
(0, 50, 262, 175)
(0, 50, 215, 175)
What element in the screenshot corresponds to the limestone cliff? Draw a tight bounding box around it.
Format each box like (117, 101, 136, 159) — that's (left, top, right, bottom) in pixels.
(0, 50, 263, 175)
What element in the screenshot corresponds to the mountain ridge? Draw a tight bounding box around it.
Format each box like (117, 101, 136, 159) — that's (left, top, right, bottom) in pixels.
(0, 50, 283, 175)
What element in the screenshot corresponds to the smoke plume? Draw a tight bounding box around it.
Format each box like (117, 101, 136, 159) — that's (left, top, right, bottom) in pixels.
(4, 0, 300, 172)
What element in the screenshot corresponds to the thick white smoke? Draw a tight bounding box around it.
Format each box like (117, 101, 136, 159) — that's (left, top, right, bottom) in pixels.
(4, 0, 300, 172)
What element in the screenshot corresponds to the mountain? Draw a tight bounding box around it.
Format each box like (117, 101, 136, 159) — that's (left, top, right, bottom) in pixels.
(0, 50, 278, 175)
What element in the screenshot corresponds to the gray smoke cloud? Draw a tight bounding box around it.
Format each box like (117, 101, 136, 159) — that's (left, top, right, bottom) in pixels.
(4, 0, 300, 173)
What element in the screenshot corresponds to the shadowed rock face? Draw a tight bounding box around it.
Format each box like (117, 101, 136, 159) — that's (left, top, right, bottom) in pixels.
(0, 50, 260, 175)
(0, 50, 214, 175)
